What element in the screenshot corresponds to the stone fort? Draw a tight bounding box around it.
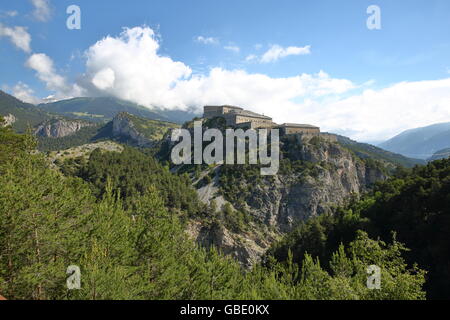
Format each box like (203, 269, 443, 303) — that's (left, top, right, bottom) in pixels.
(203, 105, 322, 136)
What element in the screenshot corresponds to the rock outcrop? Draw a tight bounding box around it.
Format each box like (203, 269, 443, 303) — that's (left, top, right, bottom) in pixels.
(35, 119, 95, 138)
(187, 135, 387, 267)
(112, 112, 153, 147)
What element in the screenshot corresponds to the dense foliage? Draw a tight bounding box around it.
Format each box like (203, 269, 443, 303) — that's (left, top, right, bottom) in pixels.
(336, 134, 425, 168)
(62, 146, 203, 217)
(121, 113, 180, 141)
(268, 160, 450, 299)
(0, 121, 426, 300)
(37, 125, 102, 152)
(0, 90, 50, 133)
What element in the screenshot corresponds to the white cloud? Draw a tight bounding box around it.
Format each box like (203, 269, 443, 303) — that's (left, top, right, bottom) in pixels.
(195, 36, 219, 45)
(245, 54, 258, 62)
(92, 68, 116, 90)
(224, 45, 240, 53)
(83, 26, 192, 108)
(0, 23, 32, 53)
(260, 44, 311, 63)
(26, 26, 450, 142)
(10, 82, 41, 104)
(26, 53, 66, 90)
(31, 0, 52, 22)
(74, 26, 352, 113)
(172, 69, 355, 116)
(25, 53, 84, 99)
(5, 11, 18, 17)
(312, 78, 450, 141)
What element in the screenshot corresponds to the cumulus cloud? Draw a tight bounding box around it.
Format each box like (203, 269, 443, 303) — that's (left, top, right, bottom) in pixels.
(30, 0, 52, 22)
(10, 82, 41, 104)
(195, 36, 219, 45)
(92, 68, 116, 90)
(83, 27, 192, 108)
(25, 26, 450, 141)
(26, 53, 66, 91)
(25, 53, 84, 99)
(172, 69, 355, 112)
(260, 44, 311, 63)
(0, 23, 32, 53)
(312, 79, 450, 141)
(77, 26, 353, 113)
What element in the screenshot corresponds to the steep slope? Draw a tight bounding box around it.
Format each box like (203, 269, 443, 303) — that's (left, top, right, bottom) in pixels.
(38, 96, 198, 124)
(267, 158, 450, 299)
(171, 134, 389, 267)
(379, 122, 450, 159)
(37, 112, 180, 151)
(35, 118, 97, 138)
(336, 134, 425, 167)
(0, 90, 51, 132)
(111, 112, 180, 147)
(36, 122, 103, 152)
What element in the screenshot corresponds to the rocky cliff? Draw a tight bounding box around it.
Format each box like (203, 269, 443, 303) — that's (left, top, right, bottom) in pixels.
(112, 112, 153, 147)
(35, 119, 95, 138)
(186, 134, 387, 267)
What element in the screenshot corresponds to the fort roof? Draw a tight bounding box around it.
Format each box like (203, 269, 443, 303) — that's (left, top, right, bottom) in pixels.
(231, 109, 272, 120)
(280, 123, 320, 129)
(204, 105, 243, 110)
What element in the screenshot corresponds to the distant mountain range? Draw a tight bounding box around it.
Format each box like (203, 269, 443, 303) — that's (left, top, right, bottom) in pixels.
(0, 90, 51, 132)
(38, 96, 199, 124)
(0, 90, 181, 151)
(0, 89, 435, 167)
(428, 148, 450, 161)
(335, 134, 425, 167)
(379, 122, 450, 160)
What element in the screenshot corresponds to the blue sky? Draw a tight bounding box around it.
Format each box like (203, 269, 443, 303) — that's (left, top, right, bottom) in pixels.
(1, 0, 450, 141)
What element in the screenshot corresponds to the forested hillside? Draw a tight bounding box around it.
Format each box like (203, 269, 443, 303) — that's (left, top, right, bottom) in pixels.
(267, 159, 450, 299)
(0, 90, 51, 133)
(38, 97, 198, 124)
(0, 117, 426, 300)
(379, 122, 450, 160)
(38, 97, 171, 123)
(336, 134, 425, 168)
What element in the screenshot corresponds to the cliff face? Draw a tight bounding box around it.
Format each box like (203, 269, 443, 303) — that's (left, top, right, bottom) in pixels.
(112, 112, 153, 147)
(35, 119, 94, 138)
(247, 138, 385, 231)
(187, 135, 387, 267)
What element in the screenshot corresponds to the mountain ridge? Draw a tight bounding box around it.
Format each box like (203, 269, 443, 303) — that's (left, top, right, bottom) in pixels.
(379, 122, 450, 159)
(0, 89, 427, 168)
(38, 96, 198, 124)
(0, 90, 51, 132)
